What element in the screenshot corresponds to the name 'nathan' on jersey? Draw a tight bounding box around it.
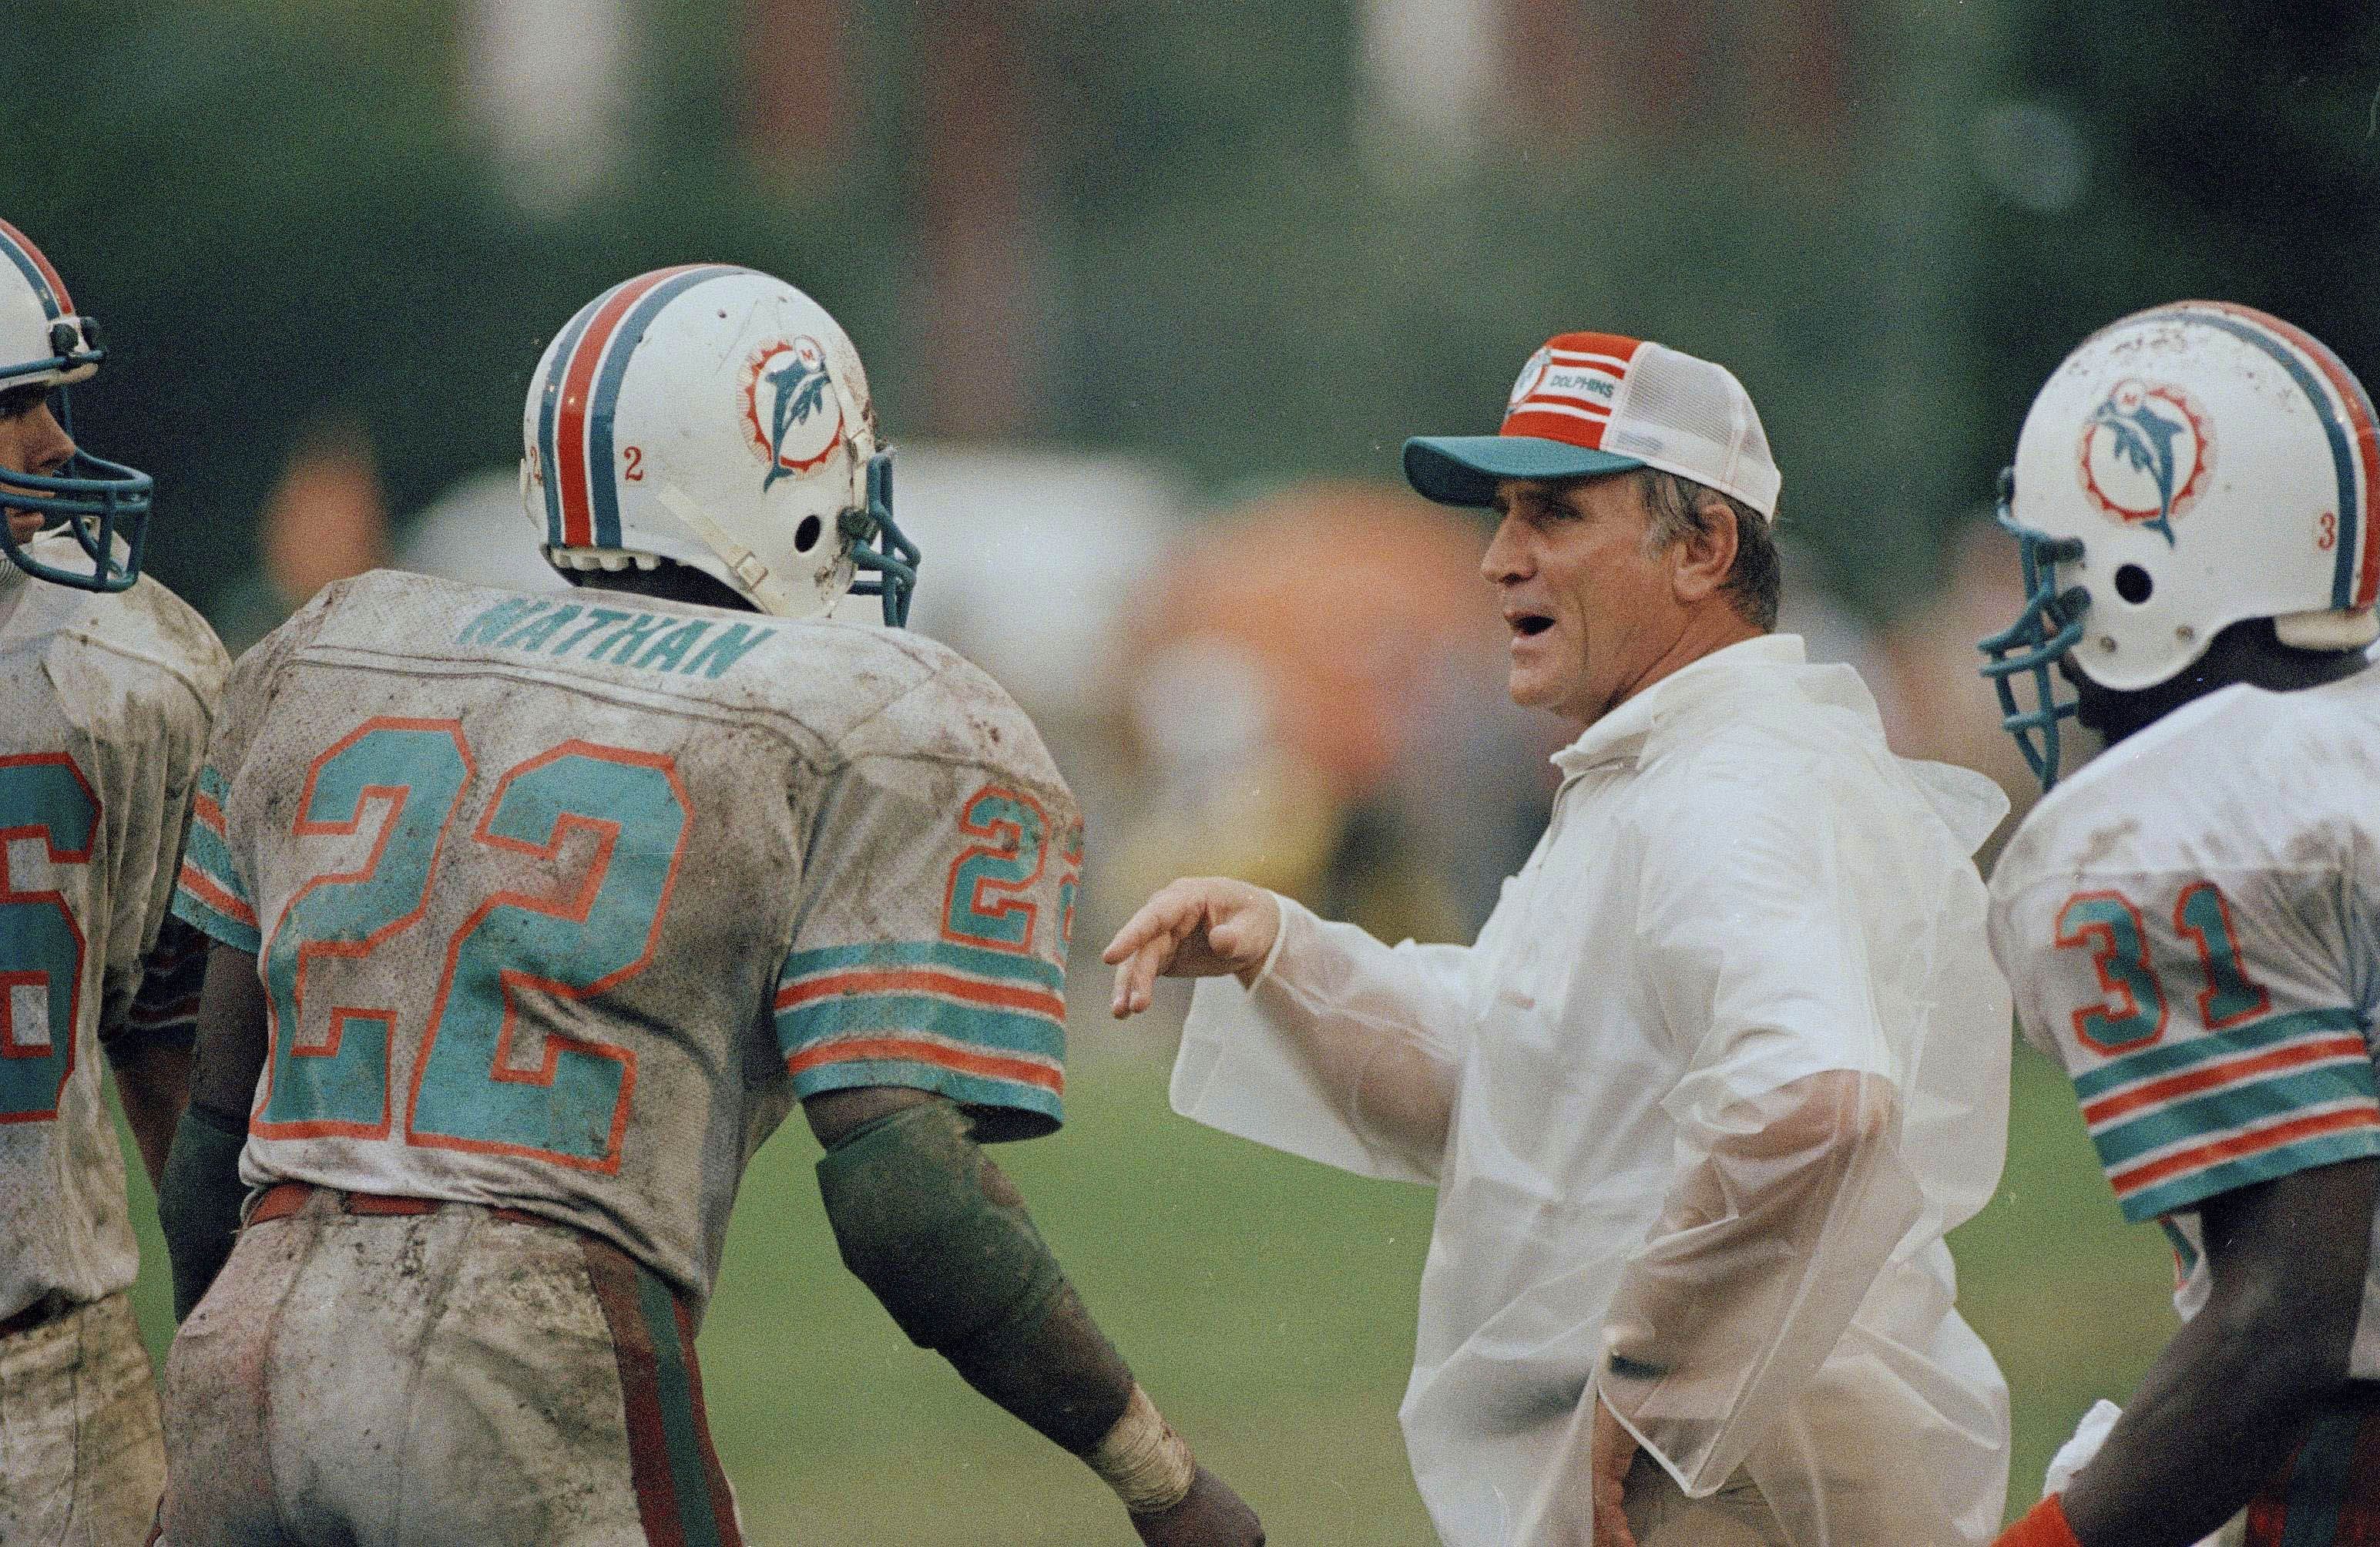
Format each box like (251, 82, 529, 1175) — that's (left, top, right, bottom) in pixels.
(1988, 668, 2380, 1360)
(0, 542, 227, 1322)
(172, 569, 1082, 1314)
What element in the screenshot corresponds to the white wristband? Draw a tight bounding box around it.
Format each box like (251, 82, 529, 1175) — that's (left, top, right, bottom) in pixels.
(1087, 1384, 1197, 1515)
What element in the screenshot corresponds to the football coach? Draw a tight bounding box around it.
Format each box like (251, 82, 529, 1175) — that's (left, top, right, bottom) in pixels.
(1107, 333, 2016, 1545)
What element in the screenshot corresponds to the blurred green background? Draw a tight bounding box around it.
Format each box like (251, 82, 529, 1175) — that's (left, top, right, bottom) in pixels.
(25, 0, 2378, 1539)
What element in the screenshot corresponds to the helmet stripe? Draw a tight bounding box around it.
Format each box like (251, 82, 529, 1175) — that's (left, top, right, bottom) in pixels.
(2174, 304, 2370, 610)
(2209, 303, 2380, 609)
(551, 264, 716, 549)
(535, 290, 609, 549)
(585, 264, 744, 548)
(0, 217, 68, 320)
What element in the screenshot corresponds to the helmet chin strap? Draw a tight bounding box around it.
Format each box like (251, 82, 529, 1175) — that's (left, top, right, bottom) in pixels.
(2274, 606, 2380, 651)
(652, 482, 815, 618)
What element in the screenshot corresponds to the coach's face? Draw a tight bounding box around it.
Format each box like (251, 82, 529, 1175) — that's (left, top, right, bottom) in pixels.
(0, 384, 73, 546)
(1482, 473, 1688, 725)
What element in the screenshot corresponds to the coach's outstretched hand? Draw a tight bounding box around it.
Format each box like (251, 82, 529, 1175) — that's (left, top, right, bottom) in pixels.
(1129, 1465, 1265, 1546)
(1103, 878, 1282, 1018)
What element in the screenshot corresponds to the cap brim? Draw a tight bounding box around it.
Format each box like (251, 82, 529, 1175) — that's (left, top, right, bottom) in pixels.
(1401, 435, 1645, 508)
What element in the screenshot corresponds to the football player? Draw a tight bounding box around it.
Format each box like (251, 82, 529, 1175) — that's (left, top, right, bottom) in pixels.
(153, 266, 1262, 1545)
(1982, 302, 2380, 1547)
(0, 217, 229, 1545)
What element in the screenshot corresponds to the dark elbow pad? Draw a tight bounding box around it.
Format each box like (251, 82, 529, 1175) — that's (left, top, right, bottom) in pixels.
(157, 1103, 250, 1321)
(815, 1099, 1066, 1354)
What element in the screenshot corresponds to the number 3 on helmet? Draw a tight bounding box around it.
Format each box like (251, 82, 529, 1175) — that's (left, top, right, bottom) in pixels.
(0, 217, 153, 592)
(1980, 301, 2380, 787)
(520, 266, 919, 625)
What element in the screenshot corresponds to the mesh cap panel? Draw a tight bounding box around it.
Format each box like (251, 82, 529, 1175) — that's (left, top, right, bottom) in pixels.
(1606, 343, 1780, 517)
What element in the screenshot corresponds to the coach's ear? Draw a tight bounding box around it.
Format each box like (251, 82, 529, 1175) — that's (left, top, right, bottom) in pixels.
(1667, 492, 1739, 607)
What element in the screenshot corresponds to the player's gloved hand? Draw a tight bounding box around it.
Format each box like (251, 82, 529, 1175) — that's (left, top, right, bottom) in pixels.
(1126, 1465, 1264, 1547)
(1103, 878, 1282, 1017)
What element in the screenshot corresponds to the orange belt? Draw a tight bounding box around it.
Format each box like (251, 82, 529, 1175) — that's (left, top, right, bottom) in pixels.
(248, 1180, 558, 1231)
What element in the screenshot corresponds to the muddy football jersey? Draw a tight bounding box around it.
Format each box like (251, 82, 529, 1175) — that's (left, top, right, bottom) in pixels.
(0, 542, 227, 1320)
(1989, 669, 2380, 1364)
(173, 569, 1080, 1311)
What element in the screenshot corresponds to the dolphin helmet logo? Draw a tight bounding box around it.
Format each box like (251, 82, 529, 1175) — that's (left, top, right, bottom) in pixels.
(2077, 378, 2212, 545)
(741, 335, 846, 488)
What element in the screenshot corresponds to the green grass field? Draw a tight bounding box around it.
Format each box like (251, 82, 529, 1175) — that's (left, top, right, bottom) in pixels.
(116, 1035, 2175, 1543)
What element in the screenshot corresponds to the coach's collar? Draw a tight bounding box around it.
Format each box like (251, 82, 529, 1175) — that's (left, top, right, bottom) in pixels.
(1552, 633, 1810, 775)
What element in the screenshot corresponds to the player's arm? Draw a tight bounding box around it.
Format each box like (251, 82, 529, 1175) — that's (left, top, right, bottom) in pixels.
(154, 943, 268, 1320)
(803, 1084, 1262, 1545)
(102, 915, 212, 1185)
(1106, 876, 1462, 1159)
(2005, 1158, 2378, 1547)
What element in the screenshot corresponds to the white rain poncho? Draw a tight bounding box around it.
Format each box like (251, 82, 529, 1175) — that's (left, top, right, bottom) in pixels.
(1171, 636, 2013, 1545)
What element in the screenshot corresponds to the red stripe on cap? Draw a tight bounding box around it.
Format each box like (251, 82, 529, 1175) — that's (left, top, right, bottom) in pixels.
(1501, 331, 1646, 451)
(2207, 301, 2380, 607)
(552, 266, 706, 548)
(0, 218, 72, 312)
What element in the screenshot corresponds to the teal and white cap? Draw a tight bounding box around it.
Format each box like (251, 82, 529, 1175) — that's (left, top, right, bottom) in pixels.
(1404, 331, 1781, 518)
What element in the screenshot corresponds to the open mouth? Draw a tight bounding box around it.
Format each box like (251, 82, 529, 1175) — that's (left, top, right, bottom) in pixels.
(1511, 613, 1554, 638)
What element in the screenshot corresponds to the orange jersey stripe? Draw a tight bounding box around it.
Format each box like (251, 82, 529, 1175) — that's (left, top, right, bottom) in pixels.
(2111, 1105, 2380, 1198)
(178, 862, 256, 928)
(2081, 1035, 2370, 1127)
(774, 968, 1064, 1022)
(784, 1035, 1062, 1094)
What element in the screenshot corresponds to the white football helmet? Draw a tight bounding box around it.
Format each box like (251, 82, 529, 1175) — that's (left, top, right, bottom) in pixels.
(0, 216, 153, 592)
(1980, 300, 2380, 787)
(521, 265, 917, 622)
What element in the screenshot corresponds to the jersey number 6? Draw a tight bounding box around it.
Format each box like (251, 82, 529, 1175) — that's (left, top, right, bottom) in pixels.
(0, 754, 98, 1124)
(255, 719, 688, 1173)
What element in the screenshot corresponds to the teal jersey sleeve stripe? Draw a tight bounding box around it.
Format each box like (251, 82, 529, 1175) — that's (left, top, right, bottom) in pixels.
(788, 1055, 1063, 1132)
(2071, 1006, 2365, 1101)
(2117, 1128, 2380, 1223)
(774, 992, 1063, 1061)
(777, 938, 1066, 994)
(171, 885, 261, 955)
(180, 820, 245, 901)
(2090, 1062, 2380, 1169)
(196, 762, 230, 803)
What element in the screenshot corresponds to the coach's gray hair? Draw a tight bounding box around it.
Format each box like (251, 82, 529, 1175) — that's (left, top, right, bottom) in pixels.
(1636, 468, 1781, 632)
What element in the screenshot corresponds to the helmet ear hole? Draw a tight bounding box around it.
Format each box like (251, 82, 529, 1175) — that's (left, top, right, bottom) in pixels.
(794, 514, 822, 553)
(2114, 563, 2154, 605)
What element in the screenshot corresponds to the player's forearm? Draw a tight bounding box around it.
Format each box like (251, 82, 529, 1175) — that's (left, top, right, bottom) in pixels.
(2061, 1293, 2341, 1546)
(811, 1095, 1205, 1513)
(106, 1035, 191, 1187)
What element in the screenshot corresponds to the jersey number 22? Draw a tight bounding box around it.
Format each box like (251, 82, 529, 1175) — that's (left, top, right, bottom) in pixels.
(254, 719, 687, 1173)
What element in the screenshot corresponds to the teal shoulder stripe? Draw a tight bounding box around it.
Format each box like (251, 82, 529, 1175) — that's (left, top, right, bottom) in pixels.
(789, 1055, 1063, 1134)
(2090, 1062, 2380, 1168)
(2117, 1128, 2380, 1223)
(181, 821, 243, 894)
(197, 763, 229, 802)
(775, 993, 1064, 1060)
(2072, 1007, 2365, 1101)
(777, 939, 1064, 994)
(172, 888, 260, 955)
